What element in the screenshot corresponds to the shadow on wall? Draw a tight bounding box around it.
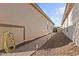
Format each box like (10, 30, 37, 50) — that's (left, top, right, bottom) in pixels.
(62, 20, 79, 47)
(62, 21, 79, 46)
(62, 23, 76, 41)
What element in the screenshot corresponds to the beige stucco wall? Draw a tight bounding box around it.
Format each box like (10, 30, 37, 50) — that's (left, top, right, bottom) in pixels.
(0, 4, 54, 50)
(61, 3, 79, 47)
(47, 21, 53, 33)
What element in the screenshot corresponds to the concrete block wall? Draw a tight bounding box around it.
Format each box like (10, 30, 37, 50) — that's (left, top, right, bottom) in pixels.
(61, 3, 79, 47)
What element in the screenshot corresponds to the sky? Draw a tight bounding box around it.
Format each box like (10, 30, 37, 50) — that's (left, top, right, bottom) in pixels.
(37, 3, 66, 27)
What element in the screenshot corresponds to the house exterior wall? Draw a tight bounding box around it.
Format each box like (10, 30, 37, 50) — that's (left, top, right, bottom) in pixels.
(62, 8, 73, 40)
(0, 4, 54, 50)
(61, 3, 79, 47)
(47, 21, 53, 33)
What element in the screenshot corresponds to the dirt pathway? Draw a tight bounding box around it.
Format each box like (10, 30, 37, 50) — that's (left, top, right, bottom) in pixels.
(32, 32, 79, 56)
(0, 33, 53, 56)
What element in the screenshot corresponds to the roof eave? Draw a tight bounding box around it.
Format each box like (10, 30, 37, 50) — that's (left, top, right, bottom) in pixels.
(61, 3, 74, 25)
(30, 3, 54, 25)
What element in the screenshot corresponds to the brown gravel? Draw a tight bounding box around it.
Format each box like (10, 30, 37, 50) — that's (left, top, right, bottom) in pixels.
(32, 32, 79, 56)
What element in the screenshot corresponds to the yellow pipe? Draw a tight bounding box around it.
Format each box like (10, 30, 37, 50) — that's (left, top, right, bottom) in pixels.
(3, 32, 15, 53)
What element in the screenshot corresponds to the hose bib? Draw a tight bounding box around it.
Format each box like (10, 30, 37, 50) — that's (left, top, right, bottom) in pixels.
(3, 32, 15, 53)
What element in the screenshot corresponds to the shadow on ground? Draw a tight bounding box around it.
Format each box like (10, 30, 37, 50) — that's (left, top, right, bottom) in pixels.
(15, 32, 72, 53)
(0, 32, 72, 54)
(38, 32, 72, 50)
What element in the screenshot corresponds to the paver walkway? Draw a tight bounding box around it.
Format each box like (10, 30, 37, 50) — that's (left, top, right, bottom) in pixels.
(32, 32, 79, 56)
